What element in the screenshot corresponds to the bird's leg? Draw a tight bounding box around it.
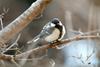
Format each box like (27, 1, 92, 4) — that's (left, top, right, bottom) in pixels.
(49, 40, 60, 48)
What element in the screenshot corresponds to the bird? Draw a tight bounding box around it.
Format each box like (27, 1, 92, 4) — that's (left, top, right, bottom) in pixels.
(27, 18, 66, 44)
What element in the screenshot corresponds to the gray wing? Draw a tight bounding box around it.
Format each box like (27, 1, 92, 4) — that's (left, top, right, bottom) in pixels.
(27, 22, 55, 44)
(40, 23, 55, 39)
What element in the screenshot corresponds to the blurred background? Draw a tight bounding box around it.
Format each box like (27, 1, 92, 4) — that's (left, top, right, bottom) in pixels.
(0, 0, 100, 67)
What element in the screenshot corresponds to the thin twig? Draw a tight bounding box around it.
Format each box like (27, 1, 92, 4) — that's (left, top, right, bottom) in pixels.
(69, 29, 100, 36)
(11, 58, 21, 67)
(86, 48, 95, 61)
(0, 60, 6, 67)
(72, 55, 85, 64)
(0, 8, 9, 30)
(2, 33, 21, 54)
(0, 18, 3, 30)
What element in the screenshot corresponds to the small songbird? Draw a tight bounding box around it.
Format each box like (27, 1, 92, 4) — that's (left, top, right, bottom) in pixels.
(27, 18, 66, 44)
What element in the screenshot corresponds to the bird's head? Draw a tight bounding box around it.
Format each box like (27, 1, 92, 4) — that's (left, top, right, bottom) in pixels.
(51, 18, 62, 26)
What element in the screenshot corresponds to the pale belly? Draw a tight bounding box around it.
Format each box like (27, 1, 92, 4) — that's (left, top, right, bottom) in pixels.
(45, 28, 60, 42)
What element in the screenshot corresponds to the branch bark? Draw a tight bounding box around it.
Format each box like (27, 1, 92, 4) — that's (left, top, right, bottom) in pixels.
(0, 34, 99, 63)
(0, 0, 52, 47)
(15, 34, 100, 61)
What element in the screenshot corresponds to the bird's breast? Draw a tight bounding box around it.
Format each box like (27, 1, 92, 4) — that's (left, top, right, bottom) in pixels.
(45, 28, 60, 42)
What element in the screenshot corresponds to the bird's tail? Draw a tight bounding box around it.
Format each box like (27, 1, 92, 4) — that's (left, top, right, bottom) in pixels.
(27, 35, 40, 44)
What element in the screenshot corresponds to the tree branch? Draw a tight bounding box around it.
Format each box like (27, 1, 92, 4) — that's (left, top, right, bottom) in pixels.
(0, 34, 99, 63)
(0, 0, 52, 47)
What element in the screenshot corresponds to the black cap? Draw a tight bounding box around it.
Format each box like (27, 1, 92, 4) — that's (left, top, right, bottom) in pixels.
(51, 18, 60, 24)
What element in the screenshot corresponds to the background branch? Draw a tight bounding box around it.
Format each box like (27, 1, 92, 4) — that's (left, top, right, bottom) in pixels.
(0, 0, 52, 47)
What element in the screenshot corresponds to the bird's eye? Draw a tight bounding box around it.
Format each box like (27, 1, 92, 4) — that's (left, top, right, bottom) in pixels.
(51, 18, 60, 24)
(52, 20, 59, 24)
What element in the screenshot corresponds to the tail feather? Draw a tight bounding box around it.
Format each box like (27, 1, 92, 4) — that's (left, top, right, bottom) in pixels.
(27, 36, 40, 44)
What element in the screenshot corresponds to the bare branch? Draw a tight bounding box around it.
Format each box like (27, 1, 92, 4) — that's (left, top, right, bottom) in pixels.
(0, 8, 9, 30)
(2, 33, 21, 54)
(15, 45, 48, 60)
(0, 0, 52, 47)
(71, 46, 95, 64)
(48, 34, 100, 49)
(0, 34, 98, 67)
(0, 18, 3, 30)
(0, 34, 99, 63)
(86, 48, 95, 61)
(72, 55, 85, 64)
(14, 34, 100, 60)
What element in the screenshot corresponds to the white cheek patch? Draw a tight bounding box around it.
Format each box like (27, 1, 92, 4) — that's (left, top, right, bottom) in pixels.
(59, 21, 62, 25)
(50, 23, 55, 27)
